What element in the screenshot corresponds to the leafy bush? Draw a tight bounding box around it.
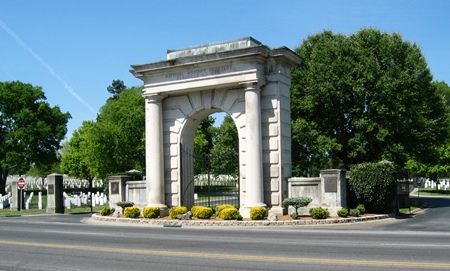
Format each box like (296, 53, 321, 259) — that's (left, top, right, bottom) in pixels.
(250, 207, 266, 220)
(116, 201, 135, 210)
(100, 207, 114, 216)
(169, 206, 188, 219)
(142, 206, 160, 219)
(337, 208, 349, 218)
(282, 197, 313, 218)
(219, 207, 240, 220)
(124, 206, 141, 218)
(349, 208, 360, 217)
(191, 206, 213, 219)
(349, 162, 397, 213)
(356, 204, 366, 215)
(215, 204, 236, 217)
(309, 207, 329, 219)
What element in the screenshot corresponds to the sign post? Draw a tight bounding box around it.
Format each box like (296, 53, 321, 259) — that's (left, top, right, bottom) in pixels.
(18, 177, 25, 211)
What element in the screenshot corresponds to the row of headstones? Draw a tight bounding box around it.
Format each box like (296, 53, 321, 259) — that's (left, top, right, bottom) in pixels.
(0, 191, 43, 210)
(0, 193, 11, 209)
(63, 192, 108, 209)
(63, 179, 104, 189)
(424, 179, 450, 190)
(18, 191, 43, 210)
(6, 176, 105, 191)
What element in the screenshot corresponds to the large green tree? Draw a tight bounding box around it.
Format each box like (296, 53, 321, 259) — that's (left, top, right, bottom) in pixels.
(62, 86, 145, 180)
(60, 121, 96, 182)
(210, 115, 239, 176)
(107, 79, 127, 99)
(406, 81, 450, 177)
(0, 81, 71, 194)
(291, 29, 449, 176)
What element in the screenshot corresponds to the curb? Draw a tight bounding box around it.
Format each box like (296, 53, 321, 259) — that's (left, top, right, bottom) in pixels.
(90, 213, 389, 227)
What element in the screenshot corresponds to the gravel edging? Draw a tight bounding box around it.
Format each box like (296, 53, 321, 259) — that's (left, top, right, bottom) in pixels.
(90, 213, 389, 227)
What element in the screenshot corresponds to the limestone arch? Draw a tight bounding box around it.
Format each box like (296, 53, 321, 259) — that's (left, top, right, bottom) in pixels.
(167, 88, 246, 209)
(131, 37, 302, 217)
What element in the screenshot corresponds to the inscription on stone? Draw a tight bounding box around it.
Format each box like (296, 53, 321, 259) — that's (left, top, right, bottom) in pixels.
(165, 65, 232, 81)
(111, 181, 119, 195)
(48, 184, 54, 195)
(324, 176, 337, 193)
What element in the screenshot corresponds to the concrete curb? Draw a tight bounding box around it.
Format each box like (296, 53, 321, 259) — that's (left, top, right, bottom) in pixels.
(90, 213, 389, 227)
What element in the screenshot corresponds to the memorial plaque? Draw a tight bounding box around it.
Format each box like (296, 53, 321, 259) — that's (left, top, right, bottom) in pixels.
(324, 176, 337, 193)
(48, 184, 54, 195)
(111, 181, 119, 195)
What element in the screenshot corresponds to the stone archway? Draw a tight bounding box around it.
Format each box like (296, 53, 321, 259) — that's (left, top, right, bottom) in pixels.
(131, 37, 301, 217)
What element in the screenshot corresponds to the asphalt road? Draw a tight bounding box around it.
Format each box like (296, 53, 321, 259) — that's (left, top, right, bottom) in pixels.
(0, 196, 449, 271)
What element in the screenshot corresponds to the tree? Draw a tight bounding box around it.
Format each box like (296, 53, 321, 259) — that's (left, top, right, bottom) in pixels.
(406, 81, 450, 177)
(0, 81, 71, 194)
(60, 121, 96, 182)
(107, 79, 127, 99)
(193, 116, 216, 174)
(291, 29, 449, 175)
(210, 115, 239, 176)
(61, 85, 144, 181)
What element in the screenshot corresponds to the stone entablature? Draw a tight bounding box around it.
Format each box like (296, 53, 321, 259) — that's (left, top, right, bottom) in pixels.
(131, 37, 302, 217)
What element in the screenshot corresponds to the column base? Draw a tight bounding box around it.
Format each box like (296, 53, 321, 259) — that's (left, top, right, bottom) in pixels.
(147, 204, 169, 217)
(240, 202, 267, 218)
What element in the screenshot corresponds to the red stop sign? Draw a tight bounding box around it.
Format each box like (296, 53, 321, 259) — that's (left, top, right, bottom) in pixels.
(18, 177, 25, 189)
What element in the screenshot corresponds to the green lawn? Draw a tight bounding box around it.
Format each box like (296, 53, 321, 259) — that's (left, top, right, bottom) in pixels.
(412, 188, 450, 197)
(399, 200, 426, 215)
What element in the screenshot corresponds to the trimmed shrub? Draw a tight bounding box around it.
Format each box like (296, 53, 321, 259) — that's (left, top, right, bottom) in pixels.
(349, 208, 360, 217)
(219, 207, 240, 220)
(356, 204, 366, 215)
(250, 207, 266, 220)
(349, 162, 397, 213)
(169, 206, 188, 219)
(337, 208, 349, 218)
(282, 197, 313, 218)
(100, 207, 114, 216)
(142, 206, 160, 219)
(215, 204, 236, 217)
(124, 206, 141, 218)
(191, 206, 213, 219)
(309, 207, 329, 219)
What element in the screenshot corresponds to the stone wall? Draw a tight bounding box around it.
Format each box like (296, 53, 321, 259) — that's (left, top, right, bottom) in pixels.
(288, 169, 347, 216)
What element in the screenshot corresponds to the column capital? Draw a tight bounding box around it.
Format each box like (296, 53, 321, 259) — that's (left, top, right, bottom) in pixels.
(240, 81, 264, 91)
(144, 93, 167, 103)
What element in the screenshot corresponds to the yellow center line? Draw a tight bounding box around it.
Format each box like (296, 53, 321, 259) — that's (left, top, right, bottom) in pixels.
(1, 239, 449, 268)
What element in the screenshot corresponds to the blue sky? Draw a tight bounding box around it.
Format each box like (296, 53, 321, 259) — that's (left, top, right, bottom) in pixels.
(1, 0, 449, 139)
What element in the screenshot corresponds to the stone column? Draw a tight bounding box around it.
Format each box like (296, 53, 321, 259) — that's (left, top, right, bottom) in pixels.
(10, 180, 18, 211)
(243, 83, 266, 213)
(46, 174, 64, 214)
(144, 94, 167, 212)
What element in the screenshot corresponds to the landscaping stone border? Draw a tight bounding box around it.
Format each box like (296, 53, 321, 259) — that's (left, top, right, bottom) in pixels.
(90, 213, 389, 227)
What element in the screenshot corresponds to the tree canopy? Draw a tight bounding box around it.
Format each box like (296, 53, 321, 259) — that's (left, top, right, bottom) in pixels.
(193, 114, 239, 176)
(60, 120, 95, 182)
(107, 79, 127, 99)
(406, 81, 450, 177)
(61, 86, 144, 180)
(0, 81, 71, 194)
(291, 28, 449, 176)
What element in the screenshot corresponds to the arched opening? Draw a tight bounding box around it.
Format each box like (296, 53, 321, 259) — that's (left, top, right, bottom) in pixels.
(180, 111, 239, 210)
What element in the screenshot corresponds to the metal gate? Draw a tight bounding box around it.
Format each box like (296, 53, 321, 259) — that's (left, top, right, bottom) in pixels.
(181, 144, 239, 210)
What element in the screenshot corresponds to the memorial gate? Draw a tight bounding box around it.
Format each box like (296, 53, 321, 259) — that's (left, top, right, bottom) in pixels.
(131, 37, 302, 217)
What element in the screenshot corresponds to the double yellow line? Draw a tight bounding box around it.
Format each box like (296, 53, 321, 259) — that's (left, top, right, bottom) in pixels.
(1, 239, 449, 269)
